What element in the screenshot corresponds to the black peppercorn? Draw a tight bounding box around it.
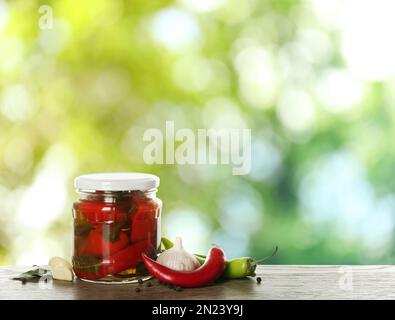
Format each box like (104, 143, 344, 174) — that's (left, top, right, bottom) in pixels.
(135, 287, 141, 292)
(256, 277, 262, 284)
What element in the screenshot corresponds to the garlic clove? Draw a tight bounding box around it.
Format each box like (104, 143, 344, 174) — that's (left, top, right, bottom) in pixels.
(157, 237, 200, 272)
(51, 267, 74, 282)
(49, 257, 74, 282)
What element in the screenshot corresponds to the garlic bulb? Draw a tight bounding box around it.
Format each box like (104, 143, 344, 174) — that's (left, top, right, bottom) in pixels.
(157, 237, 200, 271)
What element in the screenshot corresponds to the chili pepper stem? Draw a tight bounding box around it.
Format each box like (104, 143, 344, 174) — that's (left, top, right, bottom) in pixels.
(250, 246, 278, 267)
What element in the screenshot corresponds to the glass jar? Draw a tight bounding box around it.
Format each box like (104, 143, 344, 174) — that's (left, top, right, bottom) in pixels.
(72, 173, 161, 283)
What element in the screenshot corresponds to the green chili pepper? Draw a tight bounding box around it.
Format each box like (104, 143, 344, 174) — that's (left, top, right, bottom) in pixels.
(161, 237, 174, 251)
(160, 237, 278, 279)
(194, 255, 206, 265)
(223, 257, 258, 278)
(220, 247, 277, 279)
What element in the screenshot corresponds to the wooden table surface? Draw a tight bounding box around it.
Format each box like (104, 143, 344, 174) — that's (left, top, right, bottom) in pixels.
(1, 265, 395, 300)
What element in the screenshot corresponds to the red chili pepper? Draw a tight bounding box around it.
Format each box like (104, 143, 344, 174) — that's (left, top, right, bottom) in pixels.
(74, 270, 99, 281)
(142, 246, 226, 288)
(78, 200, 128, 223)
(75, 241, 152, 280)
(131, 199, 158, 242)
(81, 226, 129, 258)
(101, 240, 151, 275)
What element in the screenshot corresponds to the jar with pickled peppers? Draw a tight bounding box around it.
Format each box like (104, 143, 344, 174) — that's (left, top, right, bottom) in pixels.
(72, 173, 161, 283)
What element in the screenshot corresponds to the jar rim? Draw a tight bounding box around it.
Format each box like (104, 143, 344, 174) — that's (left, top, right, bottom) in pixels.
(74, 172, 159, 191)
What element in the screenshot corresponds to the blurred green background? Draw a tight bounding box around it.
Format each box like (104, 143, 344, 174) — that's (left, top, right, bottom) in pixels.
(1, 0, 395, 265)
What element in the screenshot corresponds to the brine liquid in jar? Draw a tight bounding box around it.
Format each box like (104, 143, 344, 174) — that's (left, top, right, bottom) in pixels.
(72, 173, 161, 283)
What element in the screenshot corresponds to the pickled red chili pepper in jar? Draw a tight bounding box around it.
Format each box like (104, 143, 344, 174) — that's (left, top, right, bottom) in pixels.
(72, 173, 161, 283)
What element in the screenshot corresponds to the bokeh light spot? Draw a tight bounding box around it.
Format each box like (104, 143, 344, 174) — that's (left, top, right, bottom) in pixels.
(151, 7, 201, 51)
(179, 0, 226, 13)
(0, 84, 36, 122)
(340, 0, 395, 80)
(249, 139, 282, 182)
(234, 45, 277, 109)
(173, 56, 213, 92)
(276, 87, 315, 133)
(316, 69, 364, 113)
(219, 181, 264, 237)
(163, 208, 212, 253)
(0, 0, 8, 32)
(39, 19, 71, 54)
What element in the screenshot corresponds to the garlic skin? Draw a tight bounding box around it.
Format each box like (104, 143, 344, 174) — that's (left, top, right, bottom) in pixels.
(157, 237, 200, 271)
